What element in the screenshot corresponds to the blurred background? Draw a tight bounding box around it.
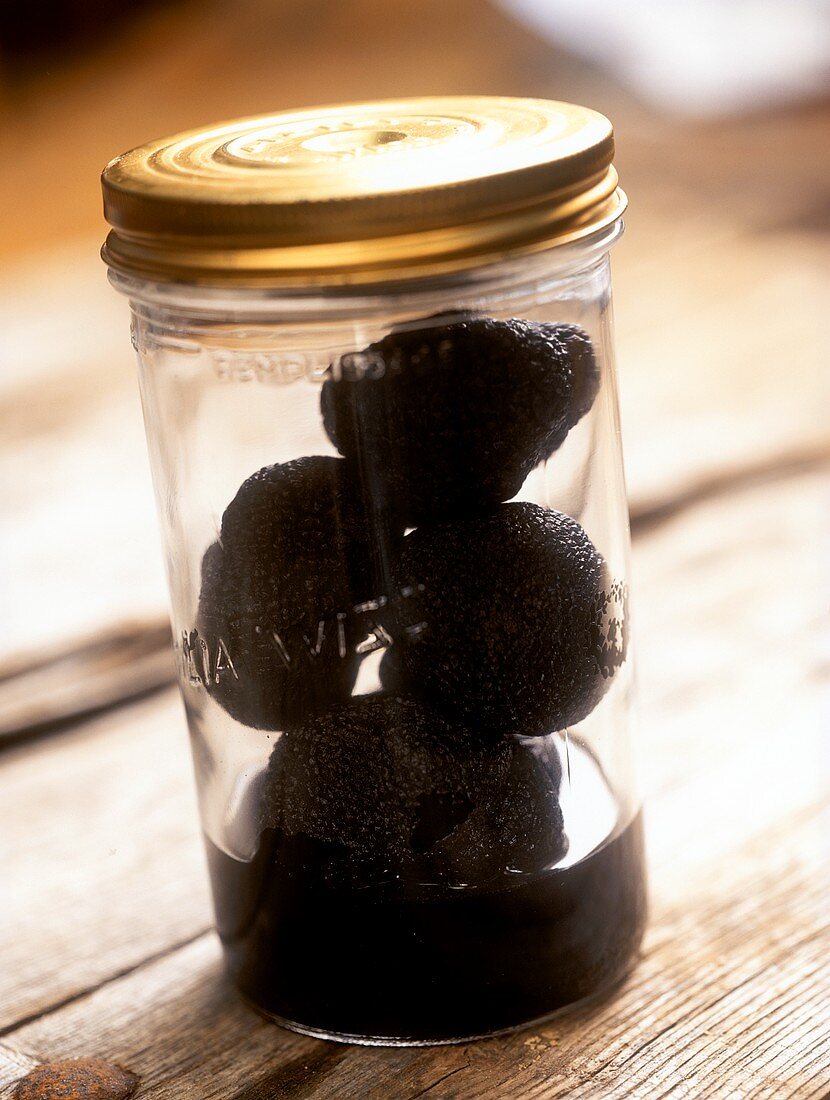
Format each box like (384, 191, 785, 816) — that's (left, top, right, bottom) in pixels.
(0, 0, 827, 739)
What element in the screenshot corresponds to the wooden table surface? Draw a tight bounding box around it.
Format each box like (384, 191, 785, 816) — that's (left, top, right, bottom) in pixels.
(1, 2, 828, 1096)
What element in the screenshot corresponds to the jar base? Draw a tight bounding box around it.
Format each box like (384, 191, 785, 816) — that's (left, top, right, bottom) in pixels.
(238, 962, 638, 1047)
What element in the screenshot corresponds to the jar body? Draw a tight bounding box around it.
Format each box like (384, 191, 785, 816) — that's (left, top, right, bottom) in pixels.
(118, 236, 646, 1044)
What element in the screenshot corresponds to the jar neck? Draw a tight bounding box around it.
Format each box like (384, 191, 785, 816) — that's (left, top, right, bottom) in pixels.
(109, 218, 623, 326)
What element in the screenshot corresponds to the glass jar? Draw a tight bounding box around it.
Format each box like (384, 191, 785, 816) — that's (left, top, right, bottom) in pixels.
(102, 97, 646, 1045)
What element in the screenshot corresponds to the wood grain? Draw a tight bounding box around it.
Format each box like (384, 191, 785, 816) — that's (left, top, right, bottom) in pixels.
(0, 621, 173, 744)
(0, 692, 210, 1031)
(0, 1046, 37, 1100)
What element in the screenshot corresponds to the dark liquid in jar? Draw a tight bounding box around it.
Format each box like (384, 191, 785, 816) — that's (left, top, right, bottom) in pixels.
(206, 809, 645, 1043)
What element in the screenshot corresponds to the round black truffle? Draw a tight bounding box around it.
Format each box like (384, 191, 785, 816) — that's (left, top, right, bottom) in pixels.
(320, 316, 599, 525)
(260, 695, 568, 888)
(196, 456, 387, 730)
(390, 502, 619, 736)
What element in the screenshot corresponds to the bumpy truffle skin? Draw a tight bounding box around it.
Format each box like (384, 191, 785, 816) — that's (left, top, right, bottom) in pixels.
(320, 317, 599, 525)
(196, 456, 383, 730)
(391, 502, 617, 736)
(12, 1058, 139, 1100)
(261, 695, 567, 888)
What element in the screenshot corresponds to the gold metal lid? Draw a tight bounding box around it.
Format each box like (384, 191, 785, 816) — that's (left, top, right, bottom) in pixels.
(101, 96, 625, 286)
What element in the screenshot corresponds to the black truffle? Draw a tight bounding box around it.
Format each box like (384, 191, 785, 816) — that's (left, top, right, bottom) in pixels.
(12, 1059, 139, 1100)
(196, 456, 386, 730)
(261, 695, 567, 888)
(321, 317, 599, 525)
(389, 502, 620, 736)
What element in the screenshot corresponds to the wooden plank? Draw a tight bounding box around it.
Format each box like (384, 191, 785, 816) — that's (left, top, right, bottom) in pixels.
(0, 1044, 37, 1100)
(615, 228, 829, 516)
(0, 621, 173, 744)
(5, 765, 827, 1098)
(0, 250, 167, 670)
(0, 692, 211, 1031)
(1, 465, 826, 1096)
